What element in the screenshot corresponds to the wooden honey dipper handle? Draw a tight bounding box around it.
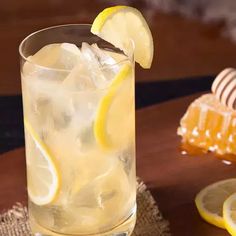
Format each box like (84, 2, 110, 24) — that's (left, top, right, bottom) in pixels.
(211, 68, 236, 110)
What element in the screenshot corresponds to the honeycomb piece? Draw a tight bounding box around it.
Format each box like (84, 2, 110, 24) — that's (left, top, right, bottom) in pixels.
(178, 94, 236, 156)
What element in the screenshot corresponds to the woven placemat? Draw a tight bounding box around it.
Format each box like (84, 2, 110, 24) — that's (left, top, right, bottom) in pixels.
(0, 181, 170, 236)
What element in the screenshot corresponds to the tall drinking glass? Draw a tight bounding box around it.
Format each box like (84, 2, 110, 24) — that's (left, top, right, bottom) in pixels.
(19, 24, 136, 236)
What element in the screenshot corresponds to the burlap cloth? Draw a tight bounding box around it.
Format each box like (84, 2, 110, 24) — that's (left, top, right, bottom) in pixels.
(0, 182, 170, 236)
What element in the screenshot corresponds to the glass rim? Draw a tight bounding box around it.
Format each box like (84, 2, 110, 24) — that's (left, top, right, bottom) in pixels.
(19, 23, 133, 72)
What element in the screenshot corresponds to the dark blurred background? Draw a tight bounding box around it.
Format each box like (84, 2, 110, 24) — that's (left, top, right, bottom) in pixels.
(2, 0, 236, 94)
(1, 0, 236, 153)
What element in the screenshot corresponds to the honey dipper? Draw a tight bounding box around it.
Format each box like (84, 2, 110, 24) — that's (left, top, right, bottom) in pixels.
(212, 68, 236, 110)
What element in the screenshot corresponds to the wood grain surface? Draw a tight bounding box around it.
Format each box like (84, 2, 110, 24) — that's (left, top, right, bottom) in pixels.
(0, 93, 236, 235)
(1, 1, 236, 95)
(0, 92, 236, 236)
(136, 93, 235, 236)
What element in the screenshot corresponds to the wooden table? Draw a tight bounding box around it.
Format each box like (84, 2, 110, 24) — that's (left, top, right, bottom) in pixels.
(1, 93, 235, 235)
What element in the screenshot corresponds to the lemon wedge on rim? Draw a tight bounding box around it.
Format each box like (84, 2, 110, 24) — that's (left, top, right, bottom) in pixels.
(24, 119, 60, 205)
(91, 6, 154, 68)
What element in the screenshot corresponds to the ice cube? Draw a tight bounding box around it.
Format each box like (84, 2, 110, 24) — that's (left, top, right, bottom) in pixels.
(58, 43, 82, 70)
(29, 43, 81, 70)
(80, 42, 107, 88)
(59, 43, 124, 91)
(23, 74, 63, 126)
(53, 110, 72, 130)
(62, 63, 96, 91)
(49, 88, 76, 130)
(22, 44, 74, 82)
(22, 60, 69, 83)
(67, 157, 134, 232)
(25, 77, 74, 134)
(81, 43, 120, 89)
(99, 46, 128, 63)
(77, 124, 95, 149)
(81, 43, 98, 64)
(70, 156, 131, 210)
(90, 43, 118, 66)
(29, 44, 61, 68)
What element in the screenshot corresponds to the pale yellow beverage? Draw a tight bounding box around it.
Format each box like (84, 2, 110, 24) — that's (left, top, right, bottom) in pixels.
(20, 5, 154, 235)
(20, 25, 136, 236)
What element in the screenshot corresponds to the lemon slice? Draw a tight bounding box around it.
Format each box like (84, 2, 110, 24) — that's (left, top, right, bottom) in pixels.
(94, 63, 134, 149)
(223, 193, 236, 236)
(195, 178, 236, 229)
(91, 6, 154, 68)
(24, 119, 60, 205)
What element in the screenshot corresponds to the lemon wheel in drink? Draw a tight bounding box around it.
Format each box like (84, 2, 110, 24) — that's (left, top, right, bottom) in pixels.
(92, 5, 154, 149)
(24, 119, 60, 206)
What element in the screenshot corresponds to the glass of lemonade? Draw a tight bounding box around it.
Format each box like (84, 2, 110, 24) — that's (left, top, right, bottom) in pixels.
(19, 24, 136, 236)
